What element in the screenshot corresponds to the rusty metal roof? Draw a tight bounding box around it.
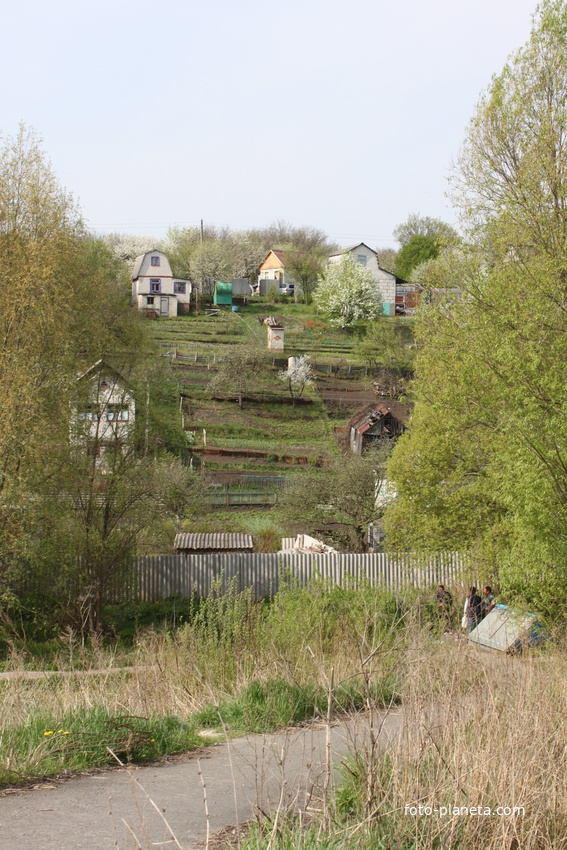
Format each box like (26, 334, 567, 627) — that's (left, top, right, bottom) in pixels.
(174, 533, 254, 551)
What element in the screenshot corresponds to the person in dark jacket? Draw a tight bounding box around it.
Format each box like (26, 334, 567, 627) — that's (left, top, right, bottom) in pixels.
(465, 586, 482, 633)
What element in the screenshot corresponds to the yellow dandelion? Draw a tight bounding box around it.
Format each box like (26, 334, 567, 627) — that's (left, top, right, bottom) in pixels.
(151, 739, 155, 743)
(57, 729, 63, 734)
(63, 731, 70, 735)
(44, 731, 53, 737)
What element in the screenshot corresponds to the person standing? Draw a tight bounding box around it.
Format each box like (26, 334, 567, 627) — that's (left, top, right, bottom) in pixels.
(482, 586, 496, 618)
(436, 584, 454, 632)
(465, 586, 482, 633)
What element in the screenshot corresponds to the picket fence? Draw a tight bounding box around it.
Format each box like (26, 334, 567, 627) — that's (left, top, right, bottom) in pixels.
(108, 551, 473, 602)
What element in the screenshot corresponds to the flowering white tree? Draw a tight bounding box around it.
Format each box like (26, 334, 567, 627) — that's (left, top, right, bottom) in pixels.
(278, 356, 314, 407)
(103, 234, 162, 263)
(314, 254, 382, 329)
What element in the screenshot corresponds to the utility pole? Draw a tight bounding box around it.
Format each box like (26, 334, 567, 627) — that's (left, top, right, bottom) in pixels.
(200, 218, 204, 243)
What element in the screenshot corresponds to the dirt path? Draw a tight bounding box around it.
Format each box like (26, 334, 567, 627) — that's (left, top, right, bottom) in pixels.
(0, 711, 401, 850)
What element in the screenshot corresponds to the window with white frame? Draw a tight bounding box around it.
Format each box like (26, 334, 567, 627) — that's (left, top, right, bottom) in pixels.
(356, 254, 367, 266)
(174, 281, 186, 294)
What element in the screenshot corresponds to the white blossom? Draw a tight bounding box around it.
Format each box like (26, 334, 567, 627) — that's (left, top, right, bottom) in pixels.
(278, 355, 314, 406)
(314, 254, 382, 329)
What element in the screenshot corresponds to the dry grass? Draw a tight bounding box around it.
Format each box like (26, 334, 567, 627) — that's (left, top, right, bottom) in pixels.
(322, 635, 567, 849)
(3, 584, 567, 849)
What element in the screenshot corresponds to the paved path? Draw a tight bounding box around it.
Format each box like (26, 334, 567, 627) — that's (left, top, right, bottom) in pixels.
(0, 711, 401, 850)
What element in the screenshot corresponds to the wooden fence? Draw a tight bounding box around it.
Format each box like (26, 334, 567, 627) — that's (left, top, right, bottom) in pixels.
(108, 551, 473, 602)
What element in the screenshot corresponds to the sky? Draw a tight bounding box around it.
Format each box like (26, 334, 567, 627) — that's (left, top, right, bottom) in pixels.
(3, 0, 538, 248)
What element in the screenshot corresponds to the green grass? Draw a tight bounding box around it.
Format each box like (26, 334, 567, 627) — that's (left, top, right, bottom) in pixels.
(0, 707, 201, 787)
(194, 678, 399, 736)
(0, 580, 412, 786)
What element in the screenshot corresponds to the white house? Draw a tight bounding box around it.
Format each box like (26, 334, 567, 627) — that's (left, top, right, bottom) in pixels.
(131, 250, 191, 317)
(327, 243, 397, 317)
(73, 360, 135, 464)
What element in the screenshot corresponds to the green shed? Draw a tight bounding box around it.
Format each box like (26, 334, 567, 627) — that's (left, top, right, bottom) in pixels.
(214, 281, 232, 306)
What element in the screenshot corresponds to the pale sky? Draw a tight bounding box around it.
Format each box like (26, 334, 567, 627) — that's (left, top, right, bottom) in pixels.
(3, 0, 537, 248)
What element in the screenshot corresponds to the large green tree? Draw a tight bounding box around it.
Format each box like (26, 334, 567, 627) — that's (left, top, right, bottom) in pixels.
(392, 213, 457, 248)
(385, 0, 567, 615)
(0, 127, 193, 625)
(393, 234, 440, 281)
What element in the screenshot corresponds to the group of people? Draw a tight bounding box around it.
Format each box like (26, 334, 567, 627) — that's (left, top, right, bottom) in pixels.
(436, 584, 496, 634)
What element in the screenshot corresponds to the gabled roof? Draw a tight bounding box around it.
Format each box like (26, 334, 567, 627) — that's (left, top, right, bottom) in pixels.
(349, 402, 402, 433)
(131, 249, 168, 281)
(77, 359, 126, 385)
(259, 249, 286, 268)
(328, 242, 377, 258)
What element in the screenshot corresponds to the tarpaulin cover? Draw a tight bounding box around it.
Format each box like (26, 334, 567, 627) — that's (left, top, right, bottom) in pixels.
(468, 604, 543, 652)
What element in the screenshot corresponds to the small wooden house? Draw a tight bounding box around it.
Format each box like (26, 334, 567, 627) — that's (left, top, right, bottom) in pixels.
(349, 403, 405, 454)
(257, 250, 296, 295)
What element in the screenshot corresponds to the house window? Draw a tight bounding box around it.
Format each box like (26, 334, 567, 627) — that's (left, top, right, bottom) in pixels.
(146, 296, 155, 305)
(150, 256, 160, 267)
(150, 279, 161, 293)
(174, 281, 186, 294)
(356, 254, 367, 266)
(78, 404, 100, 421)
(107, 404, 130, 422)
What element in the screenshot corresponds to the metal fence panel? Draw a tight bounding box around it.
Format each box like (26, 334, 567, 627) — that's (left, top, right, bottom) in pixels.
(106, 551, 472, 602)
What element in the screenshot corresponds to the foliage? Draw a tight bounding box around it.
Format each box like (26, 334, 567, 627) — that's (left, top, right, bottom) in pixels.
(376, 247, 397, 273)
(208, 338, 271, 409)
(280, 234, 331, 303)
(280, 445, 393, 551)
(314, 254, 382, 330)
(164, 221, 335, 289)
(385, 0, 567, 613)
(103, 233, 162, 263)
(0, 125, 83, 571)
(393, 213, 458, 247)
(354, 319, 409, 371)
(393, 233, 440, 280)
(0, 126, 197, 628)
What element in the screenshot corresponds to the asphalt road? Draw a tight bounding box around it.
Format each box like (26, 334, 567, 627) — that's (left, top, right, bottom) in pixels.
(0, 711, 401, 850)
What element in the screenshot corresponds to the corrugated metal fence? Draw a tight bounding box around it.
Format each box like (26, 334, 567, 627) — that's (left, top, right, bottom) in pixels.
(110, 551, 472, 602)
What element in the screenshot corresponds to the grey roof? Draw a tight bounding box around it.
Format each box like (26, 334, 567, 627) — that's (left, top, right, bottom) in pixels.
(174, 533, 254, 551)
(328, 242, 377, 258)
